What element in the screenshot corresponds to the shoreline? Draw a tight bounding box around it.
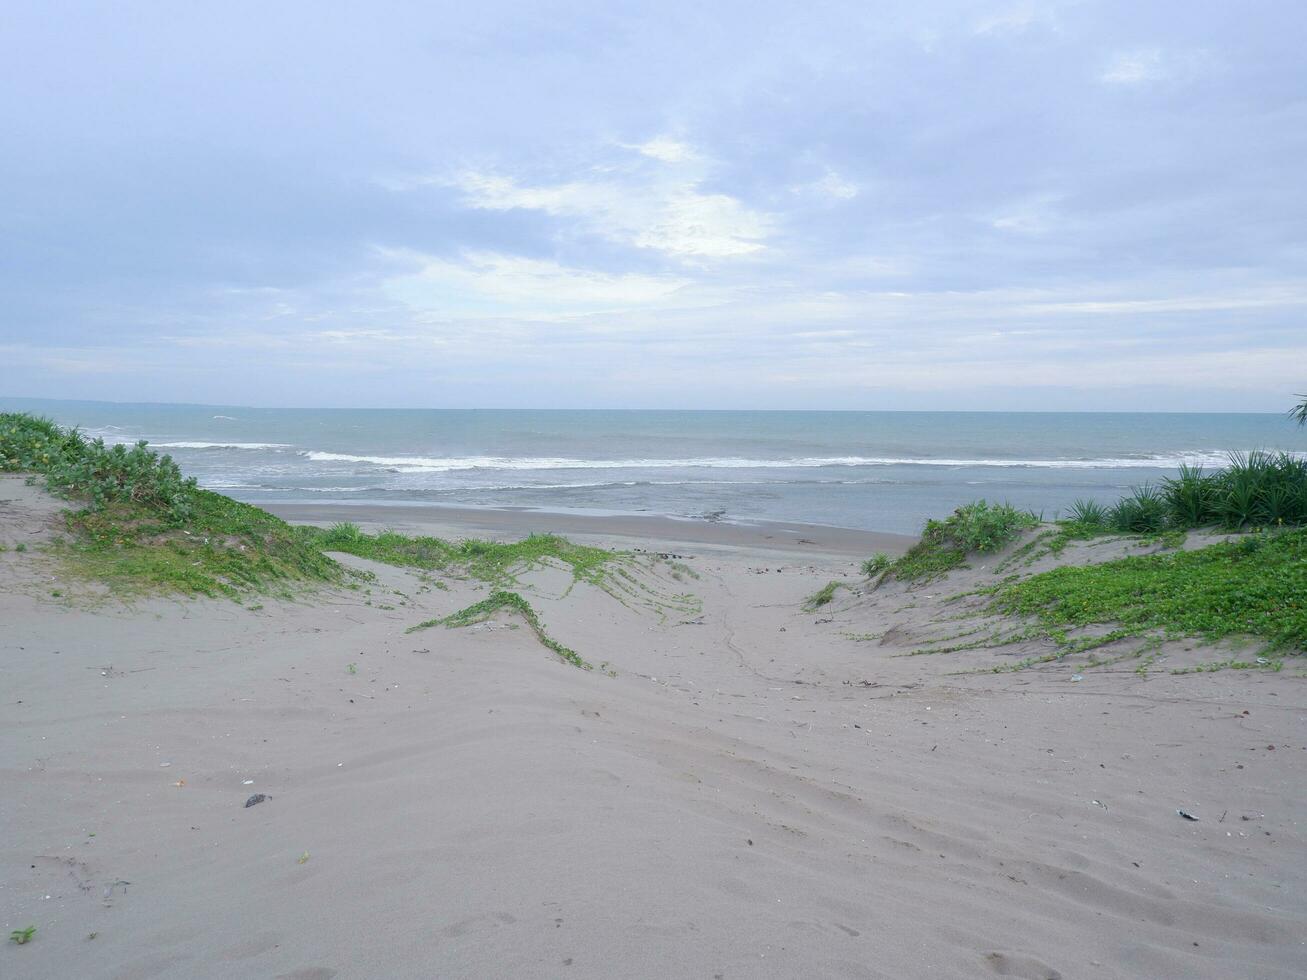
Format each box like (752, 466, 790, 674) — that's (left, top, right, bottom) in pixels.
(262, 500, 916, 558)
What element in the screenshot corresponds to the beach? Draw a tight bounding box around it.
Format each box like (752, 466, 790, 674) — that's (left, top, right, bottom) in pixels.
(3, 483, 1304, 979)
(6, 399, 1306, 536)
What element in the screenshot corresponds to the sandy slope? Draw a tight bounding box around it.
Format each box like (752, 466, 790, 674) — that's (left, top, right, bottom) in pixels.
(1, 486, 1304, 979)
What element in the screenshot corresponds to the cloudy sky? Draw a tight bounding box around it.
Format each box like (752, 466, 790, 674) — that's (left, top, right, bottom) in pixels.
(2, 1, 1304, 410)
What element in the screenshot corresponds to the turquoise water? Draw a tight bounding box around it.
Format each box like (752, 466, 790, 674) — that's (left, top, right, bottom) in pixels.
(5, 398, 1305, 534)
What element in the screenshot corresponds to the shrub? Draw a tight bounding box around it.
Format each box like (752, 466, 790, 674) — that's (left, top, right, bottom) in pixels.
(46, 438, 197, 523)
(1, 413, 197, 523)
(1211, 451, 1307, 529)
(1067, 498, 1109, 527)
(1109, 484, 1168, 533)
(1160, 464, 1216, 528)
(927, 500, 1040, 553)
(890, 500, 1038, 582)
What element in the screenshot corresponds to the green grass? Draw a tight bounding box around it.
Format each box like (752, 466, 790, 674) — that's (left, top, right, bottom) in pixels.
(803, 580, 844, 612)
(987, 528, 1307, 656)
(9, 926, 36, 945)
(2, 412, 341, 598)
(408, 590, 592, 669)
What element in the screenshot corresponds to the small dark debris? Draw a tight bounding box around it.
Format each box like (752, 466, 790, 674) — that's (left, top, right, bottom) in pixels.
(244, 794, 269, 808)
(747, 839, 753, 846)
(1177, 809, 1199, 821)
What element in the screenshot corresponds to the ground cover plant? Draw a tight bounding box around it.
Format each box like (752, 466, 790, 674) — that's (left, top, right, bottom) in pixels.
(307, 521, 700, 627)
(301, 522, 616, 589)
(986, 528, 1307, 662)
(1, 412, 340, 597)
(408, 590, 592, 669)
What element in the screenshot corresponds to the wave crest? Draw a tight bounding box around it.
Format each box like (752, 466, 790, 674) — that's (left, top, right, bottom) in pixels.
(298, 450, 1258, 472)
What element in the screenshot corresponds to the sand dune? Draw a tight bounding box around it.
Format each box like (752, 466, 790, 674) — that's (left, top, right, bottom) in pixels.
(2, 488, 1304, 978)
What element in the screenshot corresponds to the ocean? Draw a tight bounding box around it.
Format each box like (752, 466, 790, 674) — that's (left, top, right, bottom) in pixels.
(5, 399, 1305, 535)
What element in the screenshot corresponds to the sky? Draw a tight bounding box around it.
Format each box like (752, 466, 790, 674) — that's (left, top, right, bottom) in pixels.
(1, 1, 1304, 411)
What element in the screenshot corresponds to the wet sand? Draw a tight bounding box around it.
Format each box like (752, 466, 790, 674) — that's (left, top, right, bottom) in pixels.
(263, 501, 916, 559)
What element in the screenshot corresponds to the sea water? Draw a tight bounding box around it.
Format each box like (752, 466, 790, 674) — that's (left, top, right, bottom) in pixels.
(6, 399, 1305, 535)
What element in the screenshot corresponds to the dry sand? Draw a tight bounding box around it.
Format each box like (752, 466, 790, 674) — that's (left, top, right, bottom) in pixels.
(2, 479, 1304, 979)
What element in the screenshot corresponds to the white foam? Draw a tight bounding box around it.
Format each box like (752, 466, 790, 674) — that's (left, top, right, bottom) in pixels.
(156, 441, 291, 450)
(298, 449, 1262, 472)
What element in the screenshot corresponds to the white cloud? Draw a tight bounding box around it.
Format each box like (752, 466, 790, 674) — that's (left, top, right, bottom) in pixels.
(974, 2, 1061, 36)
(447, 140, 772, 259)
(631, 136, 696, 164)
(792, 168, 859, 201)
(991, 193, 1062, 234)
(1100, 48, 1166, 85)
(377, 247, 690, 316)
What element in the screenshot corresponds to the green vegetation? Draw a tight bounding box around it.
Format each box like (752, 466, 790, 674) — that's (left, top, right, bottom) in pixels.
(59, 490, 341, 598)
(1, 412, 340, 598)
(301, 521, 616, 588)
(1291, 393, 1307, 427)
(860, 553, 892, 577)
(865, 444, 1307, 587)
(1067, 498, 1110, 526)
(1066, 454, 1307, 535)
(803, 579, 844, 611)
(2, 413, 194, 519)
(9, 926, 36, 945)
(408, 590, 592, 669)
(1171, 657, 1283, 675)
(307, 520, 696, 627)
(988, 528, 1306, 658)
(879, 501, 1038, 583)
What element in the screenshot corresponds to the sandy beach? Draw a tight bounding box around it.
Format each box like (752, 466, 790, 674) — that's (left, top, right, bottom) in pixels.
(2, 482, 1304, 979)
